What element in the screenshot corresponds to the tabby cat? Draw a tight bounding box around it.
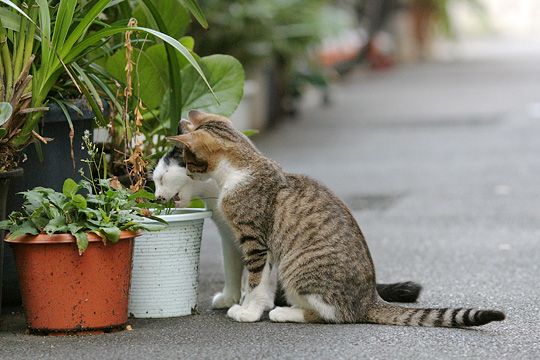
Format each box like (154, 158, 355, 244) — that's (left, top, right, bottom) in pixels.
(168, 110, 505, 326)
(154, 124, 422, 308)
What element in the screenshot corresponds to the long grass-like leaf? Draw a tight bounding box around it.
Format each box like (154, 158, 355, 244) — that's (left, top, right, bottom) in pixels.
(66, 26, 215, 97)
(51, 97, 76, 169)
(13, 5, 27, 80)
(0, 20, 13, 99)
(71, 62, 103, 111)
(0, 0, 34, 24)
(139, 0, 182, 133)
(71, 65, 106, 126)
(51, 0, 77, 58)
(35, 0, 50, 72)
(22, 4, 38, 67)
(88, 69, 123, 115)
(179, 0, 208, 29)
(60, 0, 112, 59)
(0, 7, 21, 31)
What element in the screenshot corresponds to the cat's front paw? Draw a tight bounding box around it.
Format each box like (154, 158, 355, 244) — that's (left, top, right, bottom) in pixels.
(211, 292, 239, 309)
(227, 305, 261, 322)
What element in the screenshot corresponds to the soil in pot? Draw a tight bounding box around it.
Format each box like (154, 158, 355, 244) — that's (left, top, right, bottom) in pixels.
(5, 231, 137, 334)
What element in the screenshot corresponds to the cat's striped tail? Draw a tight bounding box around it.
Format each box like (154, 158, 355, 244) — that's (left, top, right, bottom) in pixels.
(366, 301, 505, 327)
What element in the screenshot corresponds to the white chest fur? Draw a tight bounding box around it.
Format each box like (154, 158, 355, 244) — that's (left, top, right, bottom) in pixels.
(211, 159, 251, 209)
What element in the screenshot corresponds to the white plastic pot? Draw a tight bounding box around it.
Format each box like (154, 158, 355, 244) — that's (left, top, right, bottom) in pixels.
(128, 209, 212, 318)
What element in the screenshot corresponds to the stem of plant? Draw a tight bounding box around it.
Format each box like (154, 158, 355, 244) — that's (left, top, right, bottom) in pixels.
(13, 5, 28, 83)
(0, 21, 13, 101)
(23, 4, 38, 73)
(0, 41, 4, 101)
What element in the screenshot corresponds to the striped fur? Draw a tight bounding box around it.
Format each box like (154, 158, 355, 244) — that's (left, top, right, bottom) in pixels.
(168, 110, 505, 327)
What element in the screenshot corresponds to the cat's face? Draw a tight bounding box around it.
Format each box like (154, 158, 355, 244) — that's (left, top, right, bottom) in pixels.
(168, 110, 240, 178)
(153, 146, 194, 207)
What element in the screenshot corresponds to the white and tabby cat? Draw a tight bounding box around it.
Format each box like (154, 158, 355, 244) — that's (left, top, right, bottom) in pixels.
(153, 121, 423, 309)
(168, 110, 505, 326)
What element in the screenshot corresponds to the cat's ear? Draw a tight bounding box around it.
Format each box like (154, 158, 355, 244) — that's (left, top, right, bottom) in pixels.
(187, 109, 208, 128)
(177, 118, 194, 135)
(167, 133, 195, 149)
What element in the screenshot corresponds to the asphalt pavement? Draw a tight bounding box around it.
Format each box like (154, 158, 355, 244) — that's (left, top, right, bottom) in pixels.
(1, 47, 540, 359)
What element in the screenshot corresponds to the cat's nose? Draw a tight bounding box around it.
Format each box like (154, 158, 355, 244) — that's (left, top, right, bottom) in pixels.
(156, 195, 166, 202)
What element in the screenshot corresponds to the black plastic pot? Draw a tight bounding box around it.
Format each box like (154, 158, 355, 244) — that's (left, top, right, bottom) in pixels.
(2, 99, 101, 306)
(0, 168, 23, 313)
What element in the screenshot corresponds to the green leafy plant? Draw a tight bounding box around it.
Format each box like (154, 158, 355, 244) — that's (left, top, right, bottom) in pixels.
(0, 0, 215, 172)
(0, 177, 163, 254)
(0, 130, 164, 254)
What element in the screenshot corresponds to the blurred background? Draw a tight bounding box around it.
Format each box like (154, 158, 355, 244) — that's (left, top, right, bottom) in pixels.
(189, 0, 540, 130)
(194, 2, 540, 356)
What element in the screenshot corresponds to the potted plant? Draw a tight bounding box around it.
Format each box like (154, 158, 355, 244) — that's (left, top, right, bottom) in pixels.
(0, 134, 162, 334)
(0, 0, 217, 306)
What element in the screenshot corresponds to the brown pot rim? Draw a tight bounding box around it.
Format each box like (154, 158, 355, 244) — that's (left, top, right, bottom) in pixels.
(4, 230, 140, 244)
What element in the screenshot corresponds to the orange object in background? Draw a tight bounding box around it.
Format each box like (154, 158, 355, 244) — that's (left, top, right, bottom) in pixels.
(5, 231, 137, 334)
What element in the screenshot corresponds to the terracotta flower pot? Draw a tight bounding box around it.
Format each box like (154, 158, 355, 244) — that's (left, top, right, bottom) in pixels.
(5, 231, 138, 334)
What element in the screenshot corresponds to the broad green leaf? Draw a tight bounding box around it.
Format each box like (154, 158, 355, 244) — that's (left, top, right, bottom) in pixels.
(100, 226, 121, 243)
(0, 128, 6, 139)
(133, 0, 185, 132)
(0, 102, 13, 126)
(129, 188, 156, 201)
(72, 194, 87, 209)
(21, 190, 45, 212)
(106, 44, 169, 109)
(62, 178, 78, 197)
(74, 232, 88, 255)
(48, 192, 67, 208)
(7, 220, 39, 239)
(133, 0, 190, 40)
(181, 55, 245, 117)
(29, 207, 48, 230)
(44, 215, 67, 235)
(179, 36, 194, 51)
(67, 223, 83, 234)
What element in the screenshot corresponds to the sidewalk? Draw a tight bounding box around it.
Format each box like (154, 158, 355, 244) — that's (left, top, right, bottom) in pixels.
(2, 52, 540, 359)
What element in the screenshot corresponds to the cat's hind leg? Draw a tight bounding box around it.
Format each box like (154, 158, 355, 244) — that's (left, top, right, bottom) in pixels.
(268, 307, 307, 323)
(269, 294, 337, 323)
